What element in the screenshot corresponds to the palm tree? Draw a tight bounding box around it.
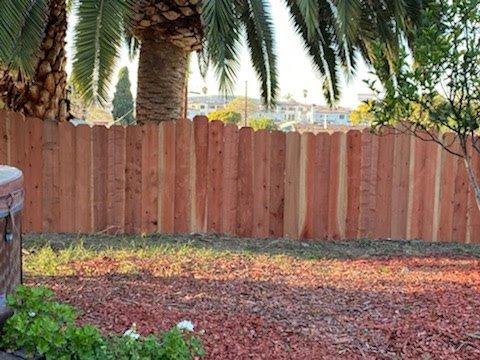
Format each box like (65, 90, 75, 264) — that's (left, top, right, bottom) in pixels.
(1, 0, 423, 123)
(0, 0, 69, 122)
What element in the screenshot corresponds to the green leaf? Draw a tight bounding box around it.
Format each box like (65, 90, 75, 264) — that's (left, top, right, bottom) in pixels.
(71, 0, 134, 105)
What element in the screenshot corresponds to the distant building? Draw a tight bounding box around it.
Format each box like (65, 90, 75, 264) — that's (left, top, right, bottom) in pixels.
(187, 95, 233, 118)
(187, 96, 351, 126)
(254, 100, 350, 126)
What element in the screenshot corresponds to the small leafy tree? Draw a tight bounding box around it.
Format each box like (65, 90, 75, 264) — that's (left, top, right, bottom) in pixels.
(248, 117, 278, 131)
(112, 67, 135, 125)
(350, 101, 374, 125)
(368, 0, 480, 210)
(207, 109, 241, 124)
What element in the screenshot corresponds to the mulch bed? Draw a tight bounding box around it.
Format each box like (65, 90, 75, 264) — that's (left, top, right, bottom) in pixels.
(26, 252, 480, 359)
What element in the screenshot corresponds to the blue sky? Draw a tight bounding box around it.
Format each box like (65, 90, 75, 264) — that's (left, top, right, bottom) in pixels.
(67, 2, 375, 108)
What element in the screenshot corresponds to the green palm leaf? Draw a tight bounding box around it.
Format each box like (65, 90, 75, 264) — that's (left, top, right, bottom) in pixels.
(71, 0, 134, 104)
(0, 0, 49, 77)
(238, 0, 278, 107)
(202, 0, 242, 95)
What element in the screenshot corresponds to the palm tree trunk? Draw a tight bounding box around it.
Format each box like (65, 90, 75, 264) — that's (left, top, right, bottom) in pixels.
(136, 37, 188, 123)
(0, 0, 68, 122)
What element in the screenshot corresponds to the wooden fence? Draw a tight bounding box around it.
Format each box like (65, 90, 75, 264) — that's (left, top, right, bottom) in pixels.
(1, 109, 478, 243)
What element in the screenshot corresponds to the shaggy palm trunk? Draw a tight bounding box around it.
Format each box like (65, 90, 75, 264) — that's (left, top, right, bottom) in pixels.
(136, 37, 188, 123)
(0, 0, 68, 122)
(133, 0, 203, 123)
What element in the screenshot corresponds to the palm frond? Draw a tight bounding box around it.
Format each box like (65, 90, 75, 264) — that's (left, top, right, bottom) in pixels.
(284, 0, 340, 105)
(297, 0, 319, 41)
(71, 0, 134, 104)
(202, 0, 242, 95)
(238, 0, 278, 107)
(0, 0, 49, 77)
(333, 0, 362, 45)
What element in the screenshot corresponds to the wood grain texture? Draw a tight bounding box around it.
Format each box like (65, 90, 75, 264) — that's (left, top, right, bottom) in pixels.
(284, 132, 300, 238)
(108, 126, 126, 234)
(358, 130, 378, 239)
(298, 133, 316, 239)
(173, 119, 191, 233)
(92, 126, 108, 232)
(312, 132, 331, 239)
(207, 121, 224, 232)
(328, 132, 347, 239)
(346, 130, 362, 239)
(42, 121, 60, 232)
(269, 131, 286, 238)
(237, 127, 254, 237)
(222, 124, 239, 235)
(24, 117, 43, 232)
(253, 130, 271, 238)
(158, 121, 176, 233)
(438, 134, 457, 242)
(390, 133, 411, 239)
(125, 125, 142, 234)
(374, 134, 394, 239)
(0, 110, 9, 163)
(58, 122, 76, 232)
(191, 116, 208, 232)
(142, 123, 159, 233)
(74, 125, 92, 233)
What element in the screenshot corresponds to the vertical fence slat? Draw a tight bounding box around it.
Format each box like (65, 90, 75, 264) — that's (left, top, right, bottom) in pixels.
(237, 127, 254, 237)
(284, 132, 300, 238)
(222, 123, 239, 235)
(328, 132, 347, 239)
(93, 126, 108, 232)
(9, 112, 26, 173)
(191, 116, 208, 233)
(407, 138, 439, 241)
(468, 147, 480, 244)
(207, 120, 224, 233)
(107, 126, 126, 234)
(158, 121, 176, 233)
(374, 134, 394, 239)
(423, 141, 440, 241)
(312, 132, 330, 239)
(298, 132, 315, 239)
(0, 110, 8, 163)
(358, 130, 378, 239)
(75, 125, 92, 233)
(58, 122, 76, 232)
(42, 121, 60, 232)
(253, 129, 271, 238)
(269, 131, 286, 238)
(125, 125, 142, 233)
(346, 130, 363, 239)
(24, 117, 43, 232)
(173, 119, 191, 233)
(438, 133, 457, 242)
(390, 133, 411, 239)
(452, 149, 469, 243)
(142, 122, 159, 233)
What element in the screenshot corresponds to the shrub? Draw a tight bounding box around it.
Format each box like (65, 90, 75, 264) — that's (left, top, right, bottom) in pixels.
(207, 109, 241, 124)
(248, 117, 278, 131)
(0, 286, 204, 360)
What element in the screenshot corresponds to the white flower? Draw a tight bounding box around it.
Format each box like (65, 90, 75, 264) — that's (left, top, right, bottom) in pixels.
(176, 320, 194, 332)
(28, 311, 36, 318)
(123, 324, 140, 340)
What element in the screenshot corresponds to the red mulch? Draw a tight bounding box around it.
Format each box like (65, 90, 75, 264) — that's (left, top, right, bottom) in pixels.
(26, 255, 480, 359)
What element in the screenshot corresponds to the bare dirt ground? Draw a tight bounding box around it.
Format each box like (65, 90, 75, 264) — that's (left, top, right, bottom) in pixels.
(23, 234, 480, 359)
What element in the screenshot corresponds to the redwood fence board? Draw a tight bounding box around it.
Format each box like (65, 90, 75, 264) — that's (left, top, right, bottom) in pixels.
(1, 110, 478, 244)
(237, 127, 254, 237)
(222, 124, 239, 235)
